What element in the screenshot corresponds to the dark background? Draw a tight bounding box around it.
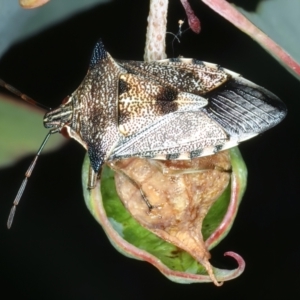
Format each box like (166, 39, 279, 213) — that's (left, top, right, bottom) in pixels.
(0, 0, 299, 299)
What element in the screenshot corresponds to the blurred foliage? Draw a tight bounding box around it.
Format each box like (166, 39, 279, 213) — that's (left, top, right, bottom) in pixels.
(0, 0, 110, 57)
(0, 94, 65, 167)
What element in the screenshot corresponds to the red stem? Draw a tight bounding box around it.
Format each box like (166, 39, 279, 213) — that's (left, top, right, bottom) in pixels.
(201, 0, 300, 78)
(180, 0, 201, 33)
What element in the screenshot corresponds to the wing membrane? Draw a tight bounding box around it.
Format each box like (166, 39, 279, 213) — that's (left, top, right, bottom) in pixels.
(203, 77, 287, 139)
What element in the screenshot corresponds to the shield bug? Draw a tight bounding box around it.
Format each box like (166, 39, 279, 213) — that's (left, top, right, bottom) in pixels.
(3, 39, 287, 227)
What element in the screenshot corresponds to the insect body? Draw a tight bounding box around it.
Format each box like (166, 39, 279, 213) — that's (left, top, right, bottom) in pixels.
(44, 40, 286, 189)
(6, 39, 287, 226)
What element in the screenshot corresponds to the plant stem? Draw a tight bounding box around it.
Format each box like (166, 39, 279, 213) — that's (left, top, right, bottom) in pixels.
(144, 0, 168, 62)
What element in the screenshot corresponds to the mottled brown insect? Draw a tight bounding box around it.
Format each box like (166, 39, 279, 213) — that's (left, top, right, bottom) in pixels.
(3, 39, 287, 227)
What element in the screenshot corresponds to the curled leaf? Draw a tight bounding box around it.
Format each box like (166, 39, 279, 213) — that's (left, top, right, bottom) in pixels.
(82, 148, 247, 284)
(110, 152, 231, 285)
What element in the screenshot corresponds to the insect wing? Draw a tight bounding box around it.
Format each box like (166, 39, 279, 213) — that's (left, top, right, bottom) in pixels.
(111, 110, 229, 160)
(112, 58, 287, 161)
(118, 73, 208, 136)
(202, 76, 287, 140)
(117, 58, 231, 95)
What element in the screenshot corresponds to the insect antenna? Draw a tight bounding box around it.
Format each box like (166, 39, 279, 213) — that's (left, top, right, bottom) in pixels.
(0, 78, 54, 228)
(7, 132, 52, 229)
(0, 78, 51, 111)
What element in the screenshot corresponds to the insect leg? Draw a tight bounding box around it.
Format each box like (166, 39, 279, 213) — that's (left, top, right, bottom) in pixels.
(109, 162, 154, 211)
(121, 173, 154, 210)
(88, 164, 98, 190)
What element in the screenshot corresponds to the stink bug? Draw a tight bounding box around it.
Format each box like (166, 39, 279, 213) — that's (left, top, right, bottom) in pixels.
(4, 39, 287, 227)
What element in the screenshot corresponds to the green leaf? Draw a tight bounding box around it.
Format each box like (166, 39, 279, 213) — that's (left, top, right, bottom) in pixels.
(0, 0, 111, 58)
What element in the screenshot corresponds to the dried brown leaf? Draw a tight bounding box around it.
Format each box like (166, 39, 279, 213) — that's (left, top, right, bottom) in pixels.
(108, 151, 231, 285)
